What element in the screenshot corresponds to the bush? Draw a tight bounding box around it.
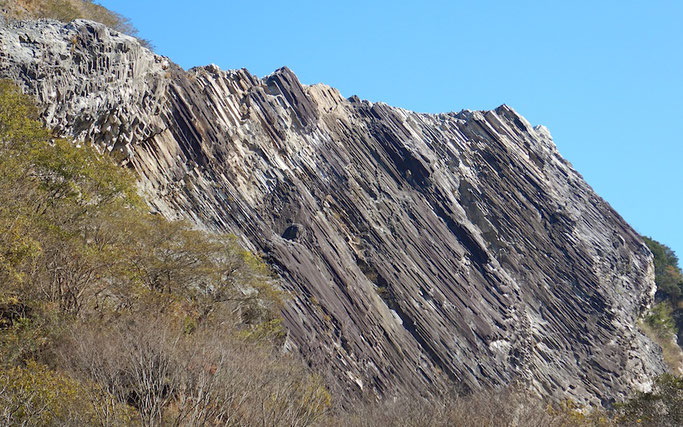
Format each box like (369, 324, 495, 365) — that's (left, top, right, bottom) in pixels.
(645, 302, 678, 339)
(615, 374, 683, 426)
(61, 314, 330, 426)
(0, 80, 329, 424)
(0, 361, 134, 425)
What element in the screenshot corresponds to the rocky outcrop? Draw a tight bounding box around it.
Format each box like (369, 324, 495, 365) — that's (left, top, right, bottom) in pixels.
(0, 19, 666, 404)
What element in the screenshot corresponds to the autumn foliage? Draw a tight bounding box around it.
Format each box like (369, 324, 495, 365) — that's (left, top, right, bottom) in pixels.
(0, 80, 329, 425)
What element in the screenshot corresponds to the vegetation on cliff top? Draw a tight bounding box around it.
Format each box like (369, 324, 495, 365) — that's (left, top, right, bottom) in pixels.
(0, 0, 151, 47)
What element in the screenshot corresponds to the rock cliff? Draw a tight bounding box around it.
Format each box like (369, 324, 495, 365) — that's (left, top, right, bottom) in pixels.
(0, 19, 666, 404)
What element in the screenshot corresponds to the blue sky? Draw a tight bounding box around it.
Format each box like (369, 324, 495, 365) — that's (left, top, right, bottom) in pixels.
(101, 0, 683, 260)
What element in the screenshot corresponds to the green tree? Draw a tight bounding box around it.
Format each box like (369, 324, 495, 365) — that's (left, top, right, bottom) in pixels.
(643, 236, 683, 301)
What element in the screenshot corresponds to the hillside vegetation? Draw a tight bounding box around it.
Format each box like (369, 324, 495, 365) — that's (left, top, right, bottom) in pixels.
(1, 1, 683, 423)
(640, 237, 683, 372)
(0, 80, 330, 425)
(0, 0, 150, 46)
(0, 78, 681, 426)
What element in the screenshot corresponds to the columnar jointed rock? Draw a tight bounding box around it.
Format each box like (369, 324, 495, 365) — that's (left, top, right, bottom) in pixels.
(0, 19, 667, 404)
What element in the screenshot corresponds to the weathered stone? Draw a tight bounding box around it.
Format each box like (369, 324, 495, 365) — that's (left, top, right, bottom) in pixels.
(0, 19, 667, 405)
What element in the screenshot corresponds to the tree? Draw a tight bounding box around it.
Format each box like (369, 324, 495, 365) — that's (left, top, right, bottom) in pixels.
(643, 236, 683, 301)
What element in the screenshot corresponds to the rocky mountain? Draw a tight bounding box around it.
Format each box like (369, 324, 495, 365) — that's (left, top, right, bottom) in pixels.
(0, 19, 666, 404)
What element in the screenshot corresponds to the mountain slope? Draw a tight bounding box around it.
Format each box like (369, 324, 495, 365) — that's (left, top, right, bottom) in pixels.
(0, 19, 666, 404)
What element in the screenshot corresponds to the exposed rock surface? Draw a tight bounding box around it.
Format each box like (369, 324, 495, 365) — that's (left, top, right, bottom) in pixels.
(0, 19, 667, 404)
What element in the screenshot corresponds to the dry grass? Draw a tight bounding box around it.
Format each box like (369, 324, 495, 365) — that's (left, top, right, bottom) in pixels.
(323, 389, 614, 427)
(640, 321, 683, 374)
(1, 0, 148, 46)
(59, 314, 331, 426)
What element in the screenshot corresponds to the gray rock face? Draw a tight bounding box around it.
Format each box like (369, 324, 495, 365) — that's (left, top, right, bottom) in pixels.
(0, 19, 667, 404)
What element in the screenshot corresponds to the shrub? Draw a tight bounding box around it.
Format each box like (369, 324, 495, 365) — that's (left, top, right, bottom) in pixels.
(645, 302, 678, 339)
(0, 80, 328, 425)
(62, 314, 330, 426)
(615, 374, 683, 426)
(0, 361, 134, 425)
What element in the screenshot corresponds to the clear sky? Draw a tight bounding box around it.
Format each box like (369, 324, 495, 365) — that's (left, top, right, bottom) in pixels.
(101, 0, 683, 260)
